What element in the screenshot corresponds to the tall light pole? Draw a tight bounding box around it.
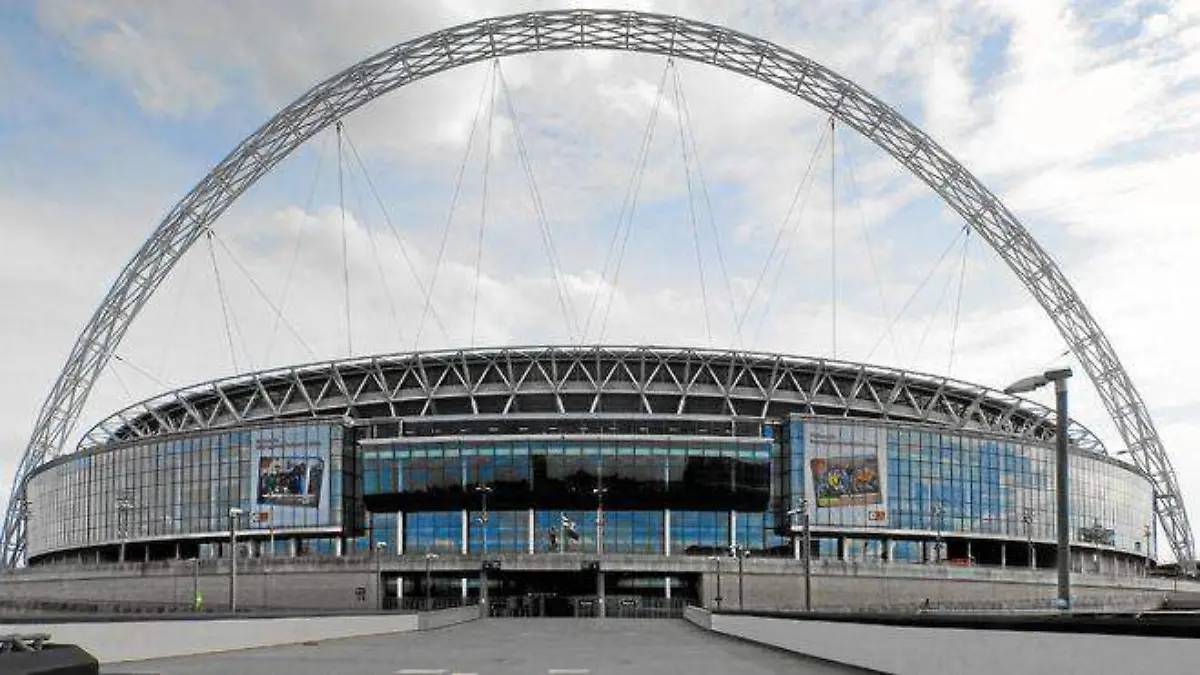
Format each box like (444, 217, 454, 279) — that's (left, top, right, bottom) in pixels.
(731, 544, 749, 610)
(593, 486, 607, 555)
(474, 485, 493, 555)
(228, 507, 243, 613)
(930, 503, 945, 564)
(1143, 524, 1152, 576)
(1022, 508, 1035, 569)
(115, 494, 135, 563)
(707, 555, 723, 611)
(424, 551, 438, 611)
(1005, 367, 1073, 610)
(375, 541, 387, 609)
(788, 500, 812, 611)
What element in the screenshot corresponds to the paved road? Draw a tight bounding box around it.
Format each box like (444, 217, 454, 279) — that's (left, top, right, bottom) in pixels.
(102, 618, 864, 675)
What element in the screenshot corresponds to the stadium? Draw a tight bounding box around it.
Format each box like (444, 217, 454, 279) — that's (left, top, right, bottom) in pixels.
(3, 10, 1192, 616)
(16, 345, 1157, 612)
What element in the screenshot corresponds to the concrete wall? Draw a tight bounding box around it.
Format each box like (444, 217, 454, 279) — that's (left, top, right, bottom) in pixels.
(685, 609, 1200, 675)
(1, 556, 1189, 613)
(418, 603, 482, 630)
(0, 614, 417, 663)
(0, 565, 381, 611)
(0, 605, 481, 664)
(698, 562, 1177, 612)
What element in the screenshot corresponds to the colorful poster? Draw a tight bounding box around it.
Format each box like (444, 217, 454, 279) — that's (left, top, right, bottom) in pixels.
(810, 456, 882, 508)
(801, 419, 889, 525)
(248, 425, 332, 527)
(257, 455, 324, 507)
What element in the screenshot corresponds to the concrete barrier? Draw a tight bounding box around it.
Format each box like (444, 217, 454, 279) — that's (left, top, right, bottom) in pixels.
(689, 611, 1200, 675)
(417, 603, 482, 630)
(0, 606, 480, 664)
(682, 605, 711, 630)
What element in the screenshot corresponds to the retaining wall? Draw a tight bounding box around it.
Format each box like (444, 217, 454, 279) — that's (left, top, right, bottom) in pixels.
(0, 605, 480, 664)
(685, 608, 1200, 675)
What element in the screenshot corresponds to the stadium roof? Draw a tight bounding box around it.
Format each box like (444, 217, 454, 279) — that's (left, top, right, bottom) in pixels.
(80, 345, 1108, 455)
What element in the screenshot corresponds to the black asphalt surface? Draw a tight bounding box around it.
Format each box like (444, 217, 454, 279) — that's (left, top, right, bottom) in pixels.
(101, 618, 865, 674)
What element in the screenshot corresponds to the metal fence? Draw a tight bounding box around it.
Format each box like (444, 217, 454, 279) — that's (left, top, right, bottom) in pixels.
(391, 596, 478, 612)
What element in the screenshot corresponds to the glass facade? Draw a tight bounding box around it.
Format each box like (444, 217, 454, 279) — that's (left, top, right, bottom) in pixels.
(24, 413, 1155, 567)
(25, 422, 348, 558)
(359, 436, 784, 556)
(783, 416, 1155, 558)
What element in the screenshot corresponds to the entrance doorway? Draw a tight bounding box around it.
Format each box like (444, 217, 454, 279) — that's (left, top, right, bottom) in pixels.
(483, 571, 699, 618)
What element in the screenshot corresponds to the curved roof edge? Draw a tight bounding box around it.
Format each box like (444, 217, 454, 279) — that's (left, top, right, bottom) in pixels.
(78, 345, 1108, 455)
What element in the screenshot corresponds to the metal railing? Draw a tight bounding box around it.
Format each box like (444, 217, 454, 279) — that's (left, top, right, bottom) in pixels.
(0, 633, 50, 653)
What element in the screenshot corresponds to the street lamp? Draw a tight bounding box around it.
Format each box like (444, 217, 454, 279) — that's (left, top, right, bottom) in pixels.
(1022, 508, 1036, 569)
(1143, 524, 1152, 577)
(474, 485, 493, 555)
(1005, 367, 1073, 610)
(593, 486, 608, 556)
(115, 494, 135, 563)
(375, 541, 388, 610)
(424, 551, 439, 611)
(730, 544, 750, 610)
(930, 503, 945, 564)
(787, 500, 812, 612)
(228, 507, 244, 613)
(707, 555, 723, 611)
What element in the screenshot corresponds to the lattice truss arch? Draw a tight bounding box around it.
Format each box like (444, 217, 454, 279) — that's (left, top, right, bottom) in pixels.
(2, 9, 1190, 565)
(79, 346, 1106, 454)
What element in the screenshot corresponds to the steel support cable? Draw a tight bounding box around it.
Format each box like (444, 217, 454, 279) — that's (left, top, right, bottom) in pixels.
(865, 225, 969, 362)
(830, 117, 838, 359)
(265, 131, 329, 364)
(581, 59, 674, 344)
(344, 133, 408, 349)
(671, 63, 743, 348)
(913, 234, 963, 363)
(947, 230, 971, 375)
(839, 131, 900, 361)
(205, 230, 242, 373)
(151, 248, 197, 381)
(670, 61, 712, 344)
(106, 358, 135, 401)
(342, 135, 450, 343)
(112, 353, 170, 392)
(735, 120, 832, 336)
(471, 60, 500, 348)
(497, 65, 581, 342)
(750, 131, 829, 348)
(415, 65, 496, 350)
(208, 232, 317, 359)
(336, 120, 354, 357)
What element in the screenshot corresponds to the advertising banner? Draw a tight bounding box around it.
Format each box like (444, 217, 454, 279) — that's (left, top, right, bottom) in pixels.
(802, 421, 889, 525)
(248, 425, 331, 527)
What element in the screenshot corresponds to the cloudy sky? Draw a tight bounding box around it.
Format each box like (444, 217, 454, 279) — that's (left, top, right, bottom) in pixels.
(1, 0, 1198, 558)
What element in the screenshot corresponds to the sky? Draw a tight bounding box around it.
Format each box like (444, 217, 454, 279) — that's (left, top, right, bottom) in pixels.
(1, 0, 1199, 559)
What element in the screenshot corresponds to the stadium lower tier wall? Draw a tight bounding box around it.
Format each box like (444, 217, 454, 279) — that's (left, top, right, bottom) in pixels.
(0, 556, 1188, 613)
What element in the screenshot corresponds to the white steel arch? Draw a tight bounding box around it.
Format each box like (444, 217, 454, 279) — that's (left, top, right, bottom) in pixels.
(2, 9, 1191, 565)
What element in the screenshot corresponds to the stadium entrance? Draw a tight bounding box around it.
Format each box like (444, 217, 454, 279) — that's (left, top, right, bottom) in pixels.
(417, 566, 696, 614)
(481, 571, 699, 618)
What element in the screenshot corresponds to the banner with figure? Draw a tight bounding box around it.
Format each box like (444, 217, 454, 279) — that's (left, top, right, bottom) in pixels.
(248, 425, 332, 528)
(810, 456, 882, 508)
(801, 420, 889, 525)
